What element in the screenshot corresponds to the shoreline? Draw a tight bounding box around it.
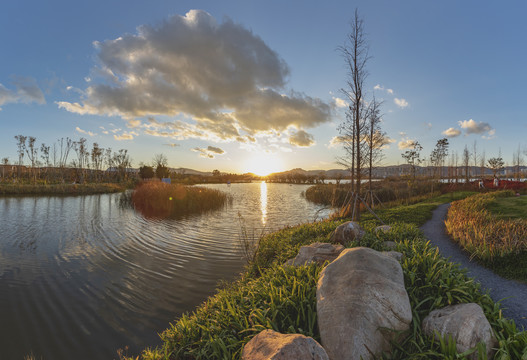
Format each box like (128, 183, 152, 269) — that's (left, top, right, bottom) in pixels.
(0, 183, 127, 196)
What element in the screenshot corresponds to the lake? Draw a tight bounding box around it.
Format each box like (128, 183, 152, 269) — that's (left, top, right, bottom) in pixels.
(0, 182, 330, 359)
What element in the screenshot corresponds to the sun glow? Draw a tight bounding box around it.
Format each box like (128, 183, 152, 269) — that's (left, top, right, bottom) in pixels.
(244, 153, 285, 176)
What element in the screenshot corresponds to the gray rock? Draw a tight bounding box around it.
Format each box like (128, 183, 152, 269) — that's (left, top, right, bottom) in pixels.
(242, 329, 329, 360)
(382, 251, 404, 262)
(375, 225, 392, 234)
(284, 242, 345, 267)
(422, 303, 497, 359)
(383, 241, 397, 250)
(317, 247, 412, 360)
(331, 221, 364, 245)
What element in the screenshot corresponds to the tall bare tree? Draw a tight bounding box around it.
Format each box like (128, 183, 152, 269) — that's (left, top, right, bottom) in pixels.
(365, 96, 386, 200)
(338, 9, 371, 220)
(401, 141, 423, 182)
(14, 135, 27, 179)
(512, 144, 523, 180)
(462, 145, 470, 184)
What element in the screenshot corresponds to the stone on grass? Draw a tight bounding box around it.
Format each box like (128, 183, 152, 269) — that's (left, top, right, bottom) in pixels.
(383, 241, 397, 250)
(242, 329, 329, 360)
(375, 225, 392, 234)
(422, 303, 497, 359)
(382, 251, 404, 262)
(317, 247, 412, 360)
(284, 242, 345, 267)
(331, 221, 364, 245)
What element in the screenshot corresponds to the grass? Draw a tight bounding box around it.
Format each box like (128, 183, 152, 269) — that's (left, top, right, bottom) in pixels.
(0, 182, 126, 195)
(131, 181, 231, 218)
(487, 195, 527, 220)
(127, 191, 527, 359)
(446, 191, 527, 282)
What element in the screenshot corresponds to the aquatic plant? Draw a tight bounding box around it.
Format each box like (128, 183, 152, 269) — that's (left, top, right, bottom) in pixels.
(131, 181, 230, 218)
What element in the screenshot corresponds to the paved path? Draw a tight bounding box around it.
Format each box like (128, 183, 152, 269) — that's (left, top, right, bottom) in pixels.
(420, 203, 527, 329)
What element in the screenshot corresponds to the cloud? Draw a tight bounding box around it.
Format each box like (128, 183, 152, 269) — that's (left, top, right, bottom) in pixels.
(398, 139, 416, 150)
(75, 126, 96, 136)
(328, 135, 347, 148)
(113, 131, 137, 140)
(373, 84, 394, 95)
(442, 127, 461, 138)
(288, 129, 315, 147)
(163, 143, 180, 147)
(192, 145, 226, 158)
(56, 10, 330, 142)
(394, 98, 409, 108)
(333, 97, 348, 108)
(0, 77, 45, 109)
(380, 135, 396, 149)
(458, 119, 493, 136)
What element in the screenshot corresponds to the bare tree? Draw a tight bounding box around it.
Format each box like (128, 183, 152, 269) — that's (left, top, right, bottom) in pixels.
(338, 9, 371, 220)
(365, 96, 386, 202)
(462, 145, 470, 184)
(14, 135, 27, 179)
(512, 144, 523, 180)
(401, 141, 423, 182)
(472, 141, 479, 177)
(1, 157, 8, 180)
(91, 143, 104, 182)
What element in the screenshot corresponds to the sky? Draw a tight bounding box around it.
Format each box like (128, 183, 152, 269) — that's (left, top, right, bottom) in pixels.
(1, 0, 527, 175)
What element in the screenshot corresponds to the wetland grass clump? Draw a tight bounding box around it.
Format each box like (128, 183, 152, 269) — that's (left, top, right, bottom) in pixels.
(446, 190, 527, 281)
(0, 182, 125, 195)
(131, 181, 230, 218)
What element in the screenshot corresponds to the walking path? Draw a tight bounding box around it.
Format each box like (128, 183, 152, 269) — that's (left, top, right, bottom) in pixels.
(420, 203, 527, 329)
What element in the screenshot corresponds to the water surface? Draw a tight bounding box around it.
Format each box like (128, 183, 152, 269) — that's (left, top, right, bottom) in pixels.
(0, 182, 329, 359)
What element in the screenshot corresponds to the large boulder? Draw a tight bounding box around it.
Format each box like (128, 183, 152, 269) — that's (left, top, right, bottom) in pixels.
(331, 221, 364, 245)
(241, 329, 329, 360)
(317, 247, 412, 360)
(284, 242, 345, 266)
(422, 303, 497, 359)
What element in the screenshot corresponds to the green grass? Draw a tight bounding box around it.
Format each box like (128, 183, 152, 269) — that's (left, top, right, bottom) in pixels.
(128, 190, 527, 360)
(487, 195, 527, 220)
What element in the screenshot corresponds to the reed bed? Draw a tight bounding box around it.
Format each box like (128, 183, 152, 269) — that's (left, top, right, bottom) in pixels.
(445, 191, 527, 260)
(131, 181, 230, 218)
(0, 182, 125, 195)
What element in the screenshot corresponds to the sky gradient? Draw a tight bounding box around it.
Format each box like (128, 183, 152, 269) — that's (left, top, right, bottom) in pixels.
(1, 0, 526, 174)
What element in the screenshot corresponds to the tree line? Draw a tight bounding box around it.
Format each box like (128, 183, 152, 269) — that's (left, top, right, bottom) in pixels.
(1, 135, 132, 183)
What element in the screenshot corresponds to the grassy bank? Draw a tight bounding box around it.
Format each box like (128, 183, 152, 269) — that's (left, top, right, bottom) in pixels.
(127, 191, 526, 359)
(0, 182, 126, 195)
(446, 191, 527, 281)
(131, 181, 230, 218)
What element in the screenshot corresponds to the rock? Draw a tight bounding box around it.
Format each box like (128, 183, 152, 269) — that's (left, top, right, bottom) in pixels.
(382, 251, 404, 262)
(284, 242, 345, 267)
(383, 241, 397, 250)
(242, 329, 329, 360)
(331, 221, 364, 245)
(375, 225, 392, 234)
(422, 303, 497, 359)
(317, 247, 412, 360)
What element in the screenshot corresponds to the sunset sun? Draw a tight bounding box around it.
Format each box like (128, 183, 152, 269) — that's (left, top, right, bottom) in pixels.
(244, 153, 285, 176)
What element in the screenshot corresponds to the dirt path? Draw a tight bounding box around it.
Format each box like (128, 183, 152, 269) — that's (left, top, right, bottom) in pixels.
(420, 203, 527, 329)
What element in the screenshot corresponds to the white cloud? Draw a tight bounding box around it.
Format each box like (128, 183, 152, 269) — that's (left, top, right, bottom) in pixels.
(442, 127, 461, 138)
(398, 139, 416, 150)
(163, 143, 180, 148)
(288, 129, 315, 147)
(56, 10, 330, 143)
(386, 88, 394, 95)
(328, 135, 348, 148)
(458, 119, 494, 136)
(113, 131, 137, 141)
(333, 97, 348, 108)
(192, 145, 226, 158)
(75, 127, 96, 137)
(394, 98, 409, 108)
(0, 77, 45, 110)
(374, 84, 394, 95)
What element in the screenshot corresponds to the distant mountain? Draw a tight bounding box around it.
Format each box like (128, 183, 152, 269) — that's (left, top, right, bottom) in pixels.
(169, 167, 212, 176)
